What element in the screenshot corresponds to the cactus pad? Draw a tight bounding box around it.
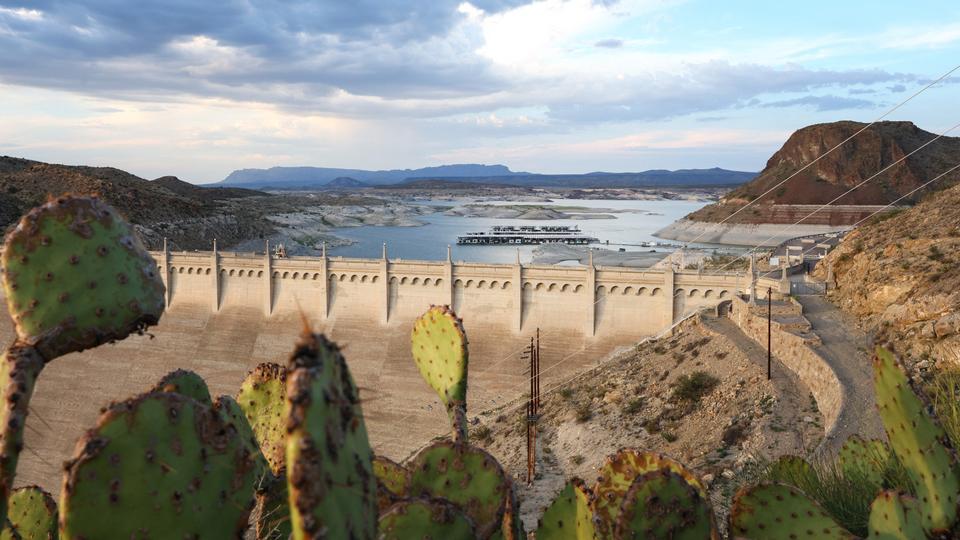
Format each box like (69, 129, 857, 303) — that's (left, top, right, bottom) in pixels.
(214, 394, 269, 481)
(59, 392, 258, 539)
(614, 469, 718, 540)
(0, 347, 43, 527)
(729, 483, 855, 539)
(407, 440, 510, 539)
(378, 498, 476, 540)
(411, 306, 469, 441)
(238, 363, 288, 475)
(1, 195, 165, 360)
(593, 448, 705, 538)
(838, 435, 890, 486)
(492, 484, 525, 540)
(536, 478, 597, 540)
(151, 369, 211, 405)
(0, 486, 57, 540)
(374, 455, 409, 513)
(285, 332, 377, 540)
(868, 491, 925, 540)
(874, 346, 959, 533)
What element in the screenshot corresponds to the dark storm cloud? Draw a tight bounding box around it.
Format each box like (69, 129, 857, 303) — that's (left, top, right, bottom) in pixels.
(546, 61, 910, 122)
(0, 1, 530, 103)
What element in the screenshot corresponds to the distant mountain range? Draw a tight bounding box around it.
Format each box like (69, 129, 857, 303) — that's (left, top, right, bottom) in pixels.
(216, 164, 757, 189)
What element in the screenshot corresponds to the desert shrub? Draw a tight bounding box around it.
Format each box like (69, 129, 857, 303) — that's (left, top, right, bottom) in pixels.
(927, 369, 960, 449)
(473, 424, 492, 442)
(670, 371, 719, 403)
(622, 398, 644, 415)
(559, 387, 575, 400)
(571, 455, 585, 465)
(642, 418, 661, 434)
(653, 344, 667, 354)
(661, 431, 678, 442)
(714, 351, 729, 360)
(574, 403, 592, 423)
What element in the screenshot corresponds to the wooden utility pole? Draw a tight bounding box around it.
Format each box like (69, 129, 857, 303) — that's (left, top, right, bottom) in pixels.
(767, 287, 772, 381)
(525, 329, 541, 485)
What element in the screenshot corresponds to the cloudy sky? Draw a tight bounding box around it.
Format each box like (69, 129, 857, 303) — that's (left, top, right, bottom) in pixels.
(0, 0, 958, 183)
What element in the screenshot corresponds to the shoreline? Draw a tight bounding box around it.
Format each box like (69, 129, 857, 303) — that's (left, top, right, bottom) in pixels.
(654, 219, 853, 247)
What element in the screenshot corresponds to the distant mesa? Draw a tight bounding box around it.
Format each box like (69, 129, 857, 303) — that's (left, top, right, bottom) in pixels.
(324, 176, 369, 188)
(218, 163, 756, 189)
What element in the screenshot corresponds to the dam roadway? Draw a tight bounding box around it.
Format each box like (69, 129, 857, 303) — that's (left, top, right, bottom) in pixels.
(3, 246, 746, 494)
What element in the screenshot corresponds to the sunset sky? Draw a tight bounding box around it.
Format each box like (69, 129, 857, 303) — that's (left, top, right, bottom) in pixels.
(0, 0, 958, 183)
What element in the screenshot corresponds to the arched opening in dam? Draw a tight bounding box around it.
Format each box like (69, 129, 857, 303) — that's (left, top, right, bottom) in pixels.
(7, 249, 745, 493)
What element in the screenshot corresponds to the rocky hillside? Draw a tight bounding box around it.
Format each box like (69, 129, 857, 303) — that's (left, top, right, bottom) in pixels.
(0, 156, 272, 250)
(689, 121, 960, 224)
(814, 182, 960, 368)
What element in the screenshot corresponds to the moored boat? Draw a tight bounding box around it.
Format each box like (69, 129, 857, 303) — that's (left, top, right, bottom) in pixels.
(457, 225, 599, 245)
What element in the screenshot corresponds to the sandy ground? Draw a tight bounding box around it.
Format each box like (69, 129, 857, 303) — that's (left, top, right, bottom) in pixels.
(470, 319, 823, 532)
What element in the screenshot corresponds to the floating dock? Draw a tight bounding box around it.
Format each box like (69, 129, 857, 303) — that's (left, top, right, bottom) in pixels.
(457, 225, 599, 245)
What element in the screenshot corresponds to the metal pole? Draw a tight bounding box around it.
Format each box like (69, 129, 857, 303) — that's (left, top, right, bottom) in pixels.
(535, 328, 540, 411)
(767, 287, 772, 381)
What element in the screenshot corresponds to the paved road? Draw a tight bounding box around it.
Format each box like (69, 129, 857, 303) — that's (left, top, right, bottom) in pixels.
(793, 293, 884, 455)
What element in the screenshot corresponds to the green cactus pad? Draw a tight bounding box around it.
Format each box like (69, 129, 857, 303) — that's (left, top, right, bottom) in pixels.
(1, 195, 165, 360)
(729, 483, 855, 539)
(151, 369, 211, 405)
(374, 455, 409, 513)
(874, 346, 959, 533)
(536, 478, 597, 540)
(0, 347, 43, 527)
(868, 491, 925, 540)
(378, 498, 476, 540)
(593, 448, 705, 538)
(59, 392, 258, 539)
(214, 394, 269, 481)
(411, 306, 469, 441)
(0, 486, 57, 540)
(838, 435, 890, 486)
(238, 363, 288, 475)
(285, 332, 377, 540)
(614, 469, 718, 540)
(407, 440, 510, 539)
(254, 471, 291, 540)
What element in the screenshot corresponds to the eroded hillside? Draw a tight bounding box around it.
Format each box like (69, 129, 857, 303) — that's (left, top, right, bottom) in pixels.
(814, 182, 960, 368)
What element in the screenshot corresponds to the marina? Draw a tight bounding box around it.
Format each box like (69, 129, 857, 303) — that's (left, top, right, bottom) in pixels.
(457, 225, 599, 245)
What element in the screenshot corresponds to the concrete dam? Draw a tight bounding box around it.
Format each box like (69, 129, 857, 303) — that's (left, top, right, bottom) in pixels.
(5, 246, 747, 493)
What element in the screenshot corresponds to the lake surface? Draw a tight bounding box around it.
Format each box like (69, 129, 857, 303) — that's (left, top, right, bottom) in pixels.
(328, 198, 720, 264)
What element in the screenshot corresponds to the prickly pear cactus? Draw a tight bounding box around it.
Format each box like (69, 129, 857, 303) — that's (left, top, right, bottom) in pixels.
(152, 368, 211, 405)
(0, 486, 57, 540)
(868, 491, 925, 540)
(411, 306, 469, 441)
(874, 346, 959, 533)
(59, 392, 258, 539)
(0, 347, 43, 527)
(374, 455, 409, 513)
(614, 469, 718, 540)
(1, 195, 165, 360)
(214, 394, 269, 480)
(838, 435, 890, 486)
(491, 484, 525, 540)
(285, 332, 377, 540)
(536, 478, 597, 540)
(254, 471, 291, 540)
(593, 448, 705, 538)
(729, 483, 855, 539)
(238, 363, 287, 475)
(407, 440, 510, 539)
(378, 498, 476, 540)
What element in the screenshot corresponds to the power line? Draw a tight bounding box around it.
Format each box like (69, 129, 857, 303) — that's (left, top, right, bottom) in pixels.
(673, 63, 960, 252)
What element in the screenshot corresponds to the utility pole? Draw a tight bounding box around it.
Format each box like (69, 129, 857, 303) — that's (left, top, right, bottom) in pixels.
(525, 329, 541, 485)
(767, 287, 772, 381)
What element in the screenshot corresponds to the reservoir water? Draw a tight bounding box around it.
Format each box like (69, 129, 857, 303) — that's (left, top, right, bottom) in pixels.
(328, 198, 719, 264)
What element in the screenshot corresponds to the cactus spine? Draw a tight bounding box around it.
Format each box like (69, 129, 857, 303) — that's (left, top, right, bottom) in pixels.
(874, 346, 959, 533)
(285, 332, 377, 540)
(411, 305, 469, 441)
